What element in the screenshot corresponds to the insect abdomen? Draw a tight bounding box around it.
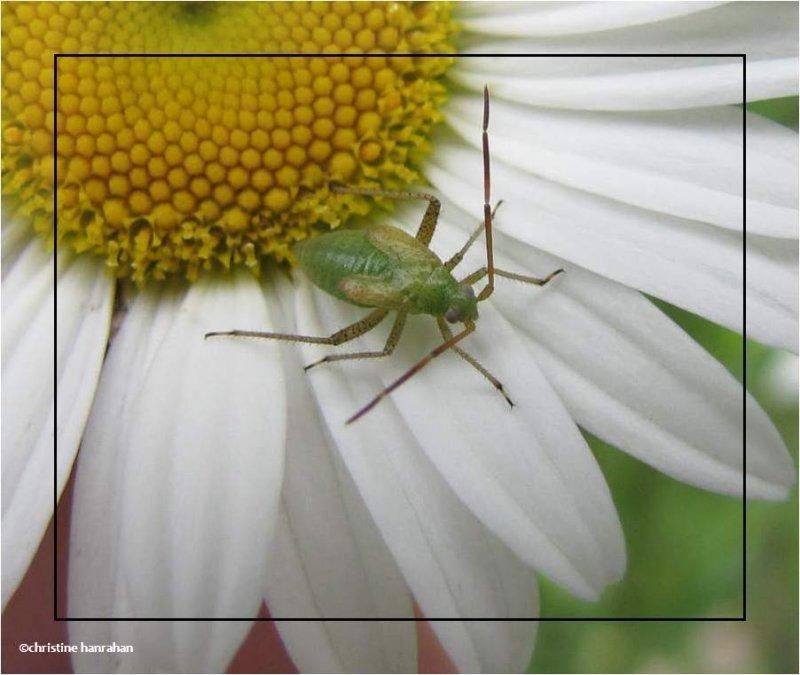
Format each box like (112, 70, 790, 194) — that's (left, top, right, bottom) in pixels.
(293, 229, 395, 306)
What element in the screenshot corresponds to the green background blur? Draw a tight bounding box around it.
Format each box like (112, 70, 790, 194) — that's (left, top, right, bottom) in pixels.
(530, 98, 798, 673)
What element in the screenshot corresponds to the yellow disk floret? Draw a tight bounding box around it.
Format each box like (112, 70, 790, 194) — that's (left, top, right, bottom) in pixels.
(1, 1, 456, 283)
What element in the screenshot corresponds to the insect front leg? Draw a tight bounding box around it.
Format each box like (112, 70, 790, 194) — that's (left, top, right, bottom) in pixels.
(304, 311, 408, 371)
(444, 200, 504, 272)
(205, 308, 388, 349)
(461, 266, 564, 293)
(436, 317, 513, 407)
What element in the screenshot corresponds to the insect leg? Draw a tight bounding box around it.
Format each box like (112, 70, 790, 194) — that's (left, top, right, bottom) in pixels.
(461, 266, 564, 289)
(444, 200, 504, 272)
(347, 320, 476, 424)
(497, 267, 564, 286)
(329, 184, 440, 246)
(304, 311, 408, 371)
(205, 308, 388, 346)
(436, 317, 513, 407)
(460, 266, 488, 287)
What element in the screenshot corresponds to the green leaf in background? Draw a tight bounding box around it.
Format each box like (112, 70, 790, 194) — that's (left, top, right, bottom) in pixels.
(747, 96, 799, 130)
(530, 97, 799, 674)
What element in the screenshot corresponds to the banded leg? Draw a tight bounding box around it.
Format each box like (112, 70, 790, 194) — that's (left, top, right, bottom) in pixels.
(304, 311, 408, 371)
(205, 308, 388, 348)
(444, 200, 504, 272)
(347, 320, 476, 424)
(329, 184, 440, 246)
(436, 318, 513, 407)
(461, 266, 564, 288)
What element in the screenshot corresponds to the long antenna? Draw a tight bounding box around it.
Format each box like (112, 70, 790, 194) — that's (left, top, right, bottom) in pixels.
(479, 85, 495, 301)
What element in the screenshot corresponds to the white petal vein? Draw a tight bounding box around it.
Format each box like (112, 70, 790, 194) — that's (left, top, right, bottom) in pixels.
(69, 273, 283, 672)
(2, 241, 112, 608)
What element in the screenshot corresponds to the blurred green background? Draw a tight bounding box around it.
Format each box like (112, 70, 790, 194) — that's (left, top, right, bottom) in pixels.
(529, 97, 798, 674)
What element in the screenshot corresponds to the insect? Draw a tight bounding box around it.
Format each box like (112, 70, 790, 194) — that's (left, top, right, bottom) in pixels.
(206, 87, 563, 423)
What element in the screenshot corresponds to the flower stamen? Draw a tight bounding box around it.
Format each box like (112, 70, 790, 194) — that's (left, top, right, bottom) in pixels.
(1, 1, 457, 283)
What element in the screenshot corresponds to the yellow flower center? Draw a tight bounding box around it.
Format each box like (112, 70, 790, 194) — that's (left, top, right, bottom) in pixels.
(2, 1, 456, 283)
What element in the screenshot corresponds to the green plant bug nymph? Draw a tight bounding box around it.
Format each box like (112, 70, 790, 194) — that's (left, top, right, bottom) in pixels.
(206, 87, 563, 424)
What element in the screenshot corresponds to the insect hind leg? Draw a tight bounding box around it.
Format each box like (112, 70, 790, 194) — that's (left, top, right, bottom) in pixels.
(205, 308, 388, 348)
(304, 311, 407, 371)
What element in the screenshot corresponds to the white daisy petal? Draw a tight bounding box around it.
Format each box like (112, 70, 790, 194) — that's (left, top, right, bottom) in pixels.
(453, 3, 798, 109)
(290, 279, 543, 672)
(69, 273, 284, 672)
(427, 143, 797, 351)
(459, 1, 796, 56)
(429, 534, 539, 673)
(266, 513, 414, 673)
(459, 2, 722, 37)
(380, 306, 625, 596)
(760, 351, 799, 408)
(263, 301, 415, 673)
(2, 239, 112, 607)
(294, 274, 622, 598)
(433, 207, 793, 500)
(446, 96, 798, 239)
(68, 288, 179, 671)
(450, 58, 796, 111)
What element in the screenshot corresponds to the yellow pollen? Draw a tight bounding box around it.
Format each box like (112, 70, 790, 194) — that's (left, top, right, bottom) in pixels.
(1, 1, 457, 283)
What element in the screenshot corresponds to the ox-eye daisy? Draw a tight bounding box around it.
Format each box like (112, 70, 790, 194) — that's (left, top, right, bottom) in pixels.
(2, 2, 797, 672)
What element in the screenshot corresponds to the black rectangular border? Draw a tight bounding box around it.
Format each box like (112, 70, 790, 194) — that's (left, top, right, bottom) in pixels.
(53, 52, 748, 622)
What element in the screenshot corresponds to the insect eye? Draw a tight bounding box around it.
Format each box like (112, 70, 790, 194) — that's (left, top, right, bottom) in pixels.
(445, 307, 461, 323)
